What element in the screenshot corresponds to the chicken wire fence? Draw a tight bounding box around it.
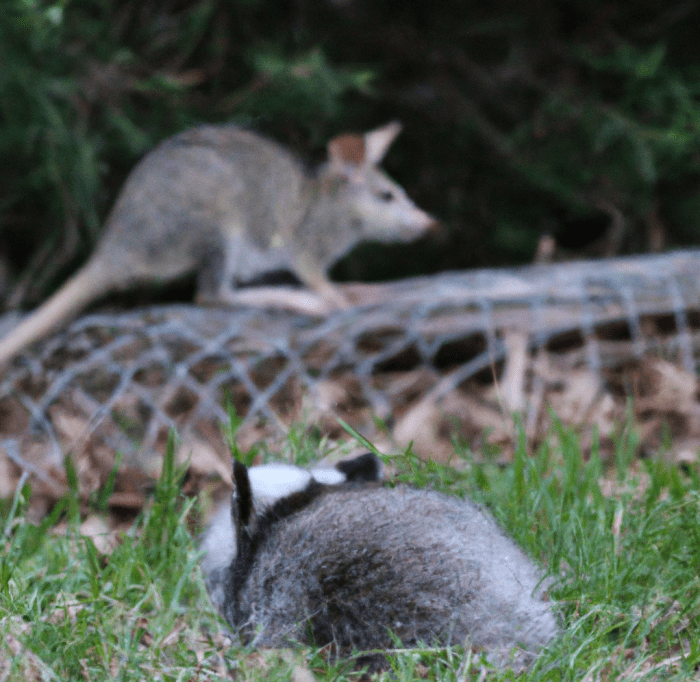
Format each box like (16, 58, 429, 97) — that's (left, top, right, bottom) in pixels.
(2, 248, 700, 481)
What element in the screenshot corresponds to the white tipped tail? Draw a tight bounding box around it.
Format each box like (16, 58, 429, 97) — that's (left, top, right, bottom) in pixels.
(0, 260, 114, 366)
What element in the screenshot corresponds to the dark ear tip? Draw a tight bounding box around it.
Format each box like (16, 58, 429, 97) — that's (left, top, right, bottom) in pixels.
(232, 458, 248, 482)
(336, 452, 383, 482)
(232, 459, 253, 527)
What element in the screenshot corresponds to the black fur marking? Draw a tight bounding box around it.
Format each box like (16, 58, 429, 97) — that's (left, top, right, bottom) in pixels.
(226, 460, 254, 625)
(336, 452, 382, 483)
(232, 459, 253, 529)
(227, 460, 256, 625)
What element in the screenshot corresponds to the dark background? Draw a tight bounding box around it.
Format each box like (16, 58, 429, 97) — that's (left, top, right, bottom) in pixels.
(2, 0, 700, 307)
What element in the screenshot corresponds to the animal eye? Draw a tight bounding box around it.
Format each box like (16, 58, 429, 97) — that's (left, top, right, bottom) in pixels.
(379, 190, 394, 202)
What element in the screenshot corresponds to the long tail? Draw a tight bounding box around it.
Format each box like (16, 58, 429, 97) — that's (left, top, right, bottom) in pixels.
(0, 259, 115, 366)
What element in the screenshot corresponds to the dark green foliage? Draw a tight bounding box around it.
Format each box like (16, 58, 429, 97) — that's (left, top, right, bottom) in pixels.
(0, 0, 372, 304)
(2, 0, 700, 306)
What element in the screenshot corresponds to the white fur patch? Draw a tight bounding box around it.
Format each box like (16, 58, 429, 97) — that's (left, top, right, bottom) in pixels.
(247, 463, 313, 505)
(309, 466, 347, 485)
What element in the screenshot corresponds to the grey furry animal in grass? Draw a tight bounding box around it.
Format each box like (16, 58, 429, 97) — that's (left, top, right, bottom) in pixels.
(0, 122, 434, 365)
(200, 453, 383, 613)
(200, 454, 558, 668)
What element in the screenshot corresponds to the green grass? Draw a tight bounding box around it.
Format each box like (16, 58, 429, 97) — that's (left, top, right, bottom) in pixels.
(1, 418, 700, 680)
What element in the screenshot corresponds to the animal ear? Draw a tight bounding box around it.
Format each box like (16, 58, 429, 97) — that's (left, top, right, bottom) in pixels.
(231, 459, 253, 531)
(327, 132, 366, 179)
(363, 121, 402, 165)
(336, 453, 384, 482)
(327, 133, 365, 165)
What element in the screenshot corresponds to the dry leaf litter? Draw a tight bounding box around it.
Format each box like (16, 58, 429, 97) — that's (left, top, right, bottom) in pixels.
(1, 252, 700, 524)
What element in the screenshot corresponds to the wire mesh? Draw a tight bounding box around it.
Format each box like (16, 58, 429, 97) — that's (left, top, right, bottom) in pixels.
(2, 248, 700, 480)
